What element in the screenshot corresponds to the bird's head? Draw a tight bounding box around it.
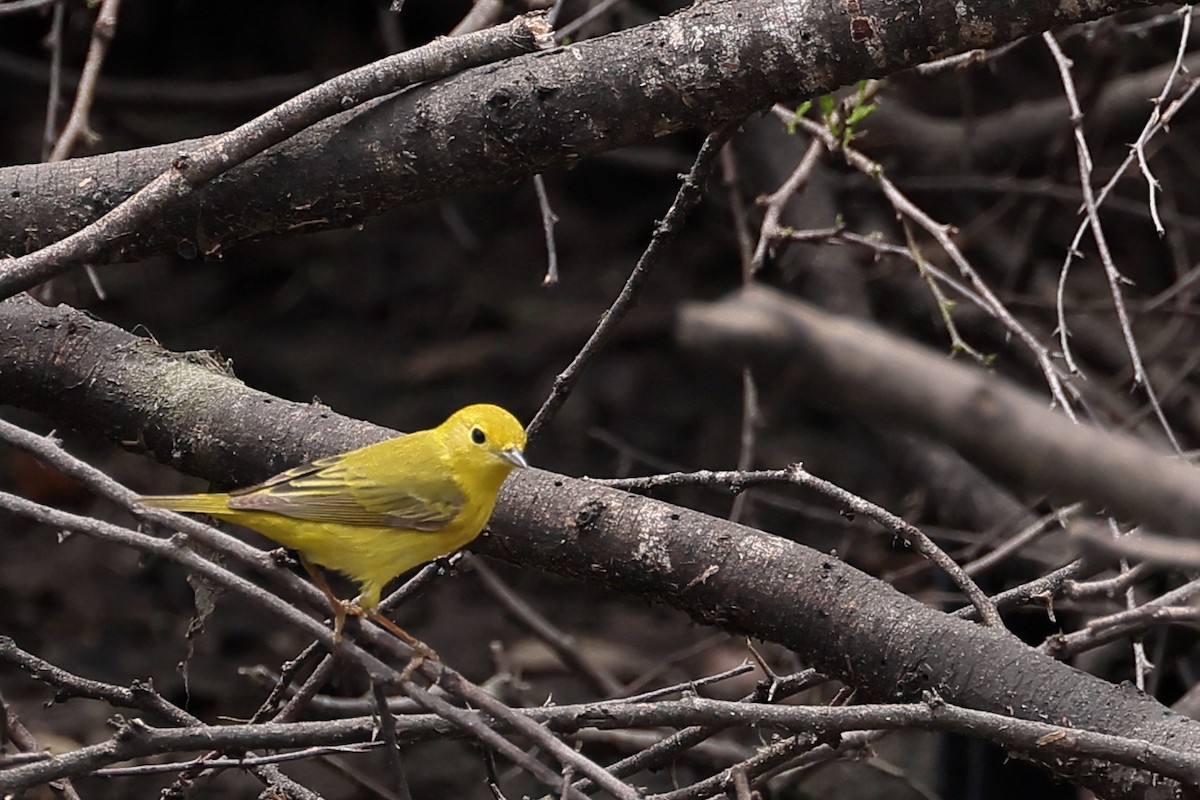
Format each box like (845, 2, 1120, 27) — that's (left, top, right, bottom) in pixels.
(442, 404, 529, 479)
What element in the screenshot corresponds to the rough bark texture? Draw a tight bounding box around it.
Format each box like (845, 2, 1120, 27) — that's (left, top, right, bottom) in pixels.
(0, 0, 1159, 265)
(2, 294, 1198, 799)
(0, 296, 389, 479)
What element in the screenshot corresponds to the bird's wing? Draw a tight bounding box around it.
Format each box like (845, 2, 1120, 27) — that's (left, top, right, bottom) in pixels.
(227, 454, 463, 531)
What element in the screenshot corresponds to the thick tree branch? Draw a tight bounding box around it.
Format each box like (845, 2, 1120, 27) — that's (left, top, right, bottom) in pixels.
(2, 295, 1199, 799)
(0, 0, 1160, 280)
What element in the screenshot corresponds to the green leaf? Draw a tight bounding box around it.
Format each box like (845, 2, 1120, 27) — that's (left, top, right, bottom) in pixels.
(846, 102, 877, 127)
(787, 101, 812, 135)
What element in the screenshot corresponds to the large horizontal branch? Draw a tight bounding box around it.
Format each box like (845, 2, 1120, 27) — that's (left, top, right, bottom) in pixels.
(0, 0, 1160, 269)
(1, 296, 1197, 798)
(677, 285, 1200, 539)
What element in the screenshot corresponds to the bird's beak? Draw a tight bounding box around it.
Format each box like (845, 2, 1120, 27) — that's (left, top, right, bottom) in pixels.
(501, 447, 529, 469)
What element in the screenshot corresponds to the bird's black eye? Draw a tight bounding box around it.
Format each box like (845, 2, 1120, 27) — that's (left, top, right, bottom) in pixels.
(471, 427, 486, 445)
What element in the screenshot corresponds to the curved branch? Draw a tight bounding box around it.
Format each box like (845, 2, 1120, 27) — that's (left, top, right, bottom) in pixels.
(0, 0, 1159, 277)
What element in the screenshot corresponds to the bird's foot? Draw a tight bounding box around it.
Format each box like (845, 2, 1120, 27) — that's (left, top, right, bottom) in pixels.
(331, 599, 366, 644)
(365, 609, 438, 664)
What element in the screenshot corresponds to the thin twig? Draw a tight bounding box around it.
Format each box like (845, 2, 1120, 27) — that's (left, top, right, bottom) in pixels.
(39, 0, 65, 161)
(822, 228, 994, 313)
(427, 667, 641, 800)
(1043, 32, 1181, 454)
(48, 0, 122, 161)
(649, 735, 817, 800)
(0, 637, 192, 726)
(41, 0, 116, 300)
(559, 668, 827, 797)
(93, 742, 381, 777)
(785, 464, 1004, 628)
(953, 560, 1086, 621)
(773, 106, 1079, 416)
(963, 503, 1082, 577)
(749, 136, 824, 273)
(525, 118, 745, 442)
(285, 661, 751, 718)
(1042, 577, 1200, 659)
(1043, 33, 1175, 688)
(555, 0, 624, 41)
(248, 641, 324, 723)
(405, 684, 604, 800)
(900, 217, 988, 363)
(469, 557, 623, 695)
(371, 678, 413, 800)
(718, 144, 756, 278)
(1132, 7, 1192, 235)
(595, 468, 793, 492)
(1052, 55, 1200, 379)
(1061, 563, 1153, 600)
(618, 662, 757, 704)
(265, 561, 453, 722)
(728, 368, 759, 524)
(0, 690, 84, 800)
(533, 173, 561, 285)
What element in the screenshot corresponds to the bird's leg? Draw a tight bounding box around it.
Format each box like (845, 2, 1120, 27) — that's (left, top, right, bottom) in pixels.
(298, 555, 358, 643)
(364, 608, 439, 664)
(296, 555, 436, 664)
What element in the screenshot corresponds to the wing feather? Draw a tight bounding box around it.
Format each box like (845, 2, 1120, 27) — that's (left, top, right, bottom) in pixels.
(228, 452, 463, 531)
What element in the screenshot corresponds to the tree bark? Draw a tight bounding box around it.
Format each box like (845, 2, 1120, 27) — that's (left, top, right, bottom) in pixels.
(0, 0, 1160, 266)
(1, 294, 1197, 799)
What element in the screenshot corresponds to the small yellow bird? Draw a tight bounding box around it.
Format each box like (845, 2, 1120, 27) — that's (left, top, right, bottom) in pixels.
(139, 404, 528, 648)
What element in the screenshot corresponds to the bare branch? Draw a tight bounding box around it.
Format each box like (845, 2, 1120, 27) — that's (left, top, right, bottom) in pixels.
(0, 13, 551, 298)
(526, 119, 743, 441)
(47, 0, 122, 161)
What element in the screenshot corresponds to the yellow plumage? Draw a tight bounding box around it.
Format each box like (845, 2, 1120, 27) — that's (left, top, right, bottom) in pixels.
(140, 404, 527, 613)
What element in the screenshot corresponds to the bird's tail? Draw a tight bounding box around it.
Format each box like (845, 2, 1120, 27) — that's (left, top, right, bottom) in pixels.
(138, 493, 233, 515)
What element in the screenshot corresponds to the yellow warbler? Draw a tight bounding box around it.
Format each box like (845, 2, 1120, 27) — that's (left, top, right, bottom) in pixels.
(139, 404, 527, 644)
